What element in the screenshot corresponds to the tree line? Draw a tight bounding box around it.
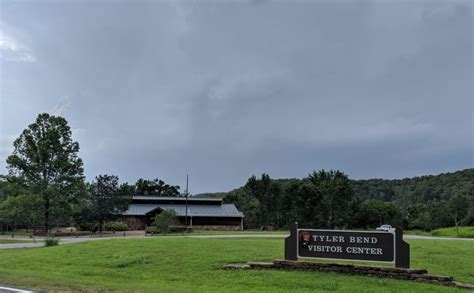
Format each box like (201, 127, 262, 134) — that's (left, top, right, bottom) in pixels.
(197, 169, 473, 231)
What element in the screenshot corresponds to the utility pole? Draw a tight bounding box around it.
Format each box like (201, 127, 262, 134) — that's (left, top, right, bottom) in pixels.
(185, 174, 189, 228)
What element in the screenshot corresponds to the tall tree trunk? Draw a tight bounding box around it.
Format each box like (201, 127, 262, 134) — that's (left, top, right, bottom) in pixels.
(12, 220, 16, 238)
(452, 211, 459, 237)
(99, 219, 103, 235)
(44, 193, 50, 234)
(454, 218, 459, 237)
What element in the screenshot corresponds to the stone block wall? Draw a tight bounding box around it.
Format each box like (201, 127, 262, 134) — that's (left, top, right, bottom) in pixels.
(223, 260, 474, 290)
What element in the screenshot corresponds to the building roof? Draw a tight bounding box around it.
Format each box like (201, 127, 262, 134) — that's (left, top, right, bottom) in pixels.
(123, 203, 244, 218)
(132, 196, 222, 202)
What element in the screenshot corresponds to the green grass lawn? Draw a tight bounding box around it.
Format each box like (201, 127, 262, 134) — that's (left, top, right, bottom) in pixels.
(403, 230, 432, 236)
(431, 226, 474, 238)
(405, 226, 474, 238)
(0, 239, 33, 244)
(0, 237, 472, 292)
(0, 230, 33, 237)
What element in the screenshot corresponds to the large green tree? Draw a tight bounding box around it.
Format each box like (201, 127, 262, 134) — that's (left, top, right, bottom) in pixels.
(244, 174, 273, 226)
(281, 180, 323, 227)
(308, 170, 354, 229)
(355, 199, 403, 229)
(86, 174, 132, 232)
(446, 194, 473, 236)
(6, 113, 85, 232)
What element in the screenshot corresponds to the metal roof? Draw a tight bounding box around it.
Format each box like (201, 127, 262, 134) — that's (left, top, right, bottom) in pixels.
(132, 196, 222, 202)
(123, 203, 244, 218)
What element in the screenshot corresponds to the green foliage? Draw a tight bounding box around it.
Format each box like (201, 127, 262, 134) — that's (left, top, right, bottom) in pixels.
(118, 182, 135, 197)
(224, 170, 355, 229)
(308, 170, 354, 228)
(145, 226, 160, 234)
(134, 178, 180, 196)
(5, 113, 85, 232)
(221, 169, 473, 230)
(0, 194, 42, 232)
(153, 210, 177, 234)
(76, 175, 132, 232)
(0, 238, 471, 292)
(351, 169, 473, 206)
(105, 221, 128, 232)
(446, 194, 473, 234)
(193, 192, 227, 198)
(224, 187, 261, 228)
(44, 235, 60, 247)
(244, 174, 277, 226)
(279, 180, 323, 227)
(406, 204, 432, 230)
(0, 175, 29, 203)
(355, 200, 403, 228)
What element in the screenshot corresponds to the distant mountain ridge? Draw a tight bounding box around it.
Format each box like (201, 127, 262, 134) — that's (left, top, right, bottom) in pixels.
(351, 168, 473, 206)
(194, 169, 473, 206)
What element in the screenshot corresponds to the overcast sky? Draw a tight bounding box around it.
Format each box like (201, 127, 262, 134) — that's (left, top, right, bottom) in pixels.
(0, 0, 472, 193)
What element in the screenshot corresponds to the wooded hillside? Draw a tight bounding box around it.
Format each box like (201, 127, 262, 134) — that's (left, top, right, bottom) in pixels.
(351, 169, 473, 206)
(195, 169, 473, 230)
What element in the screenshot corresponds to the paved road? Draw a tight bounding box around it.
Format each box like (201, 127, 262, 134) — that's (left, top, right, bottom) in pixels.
(0, 235, 145, 249)
(0, 285, 35, 293)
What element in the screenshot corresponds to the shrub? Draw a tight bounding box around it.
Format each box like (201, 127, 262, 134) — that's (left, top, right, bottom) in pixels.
(105, 221, 129, 232)
(44, 235, 60, 247)
(153, 210, 177, 234)
(145, 226, 160, 234)
(169, 226, 190, 233)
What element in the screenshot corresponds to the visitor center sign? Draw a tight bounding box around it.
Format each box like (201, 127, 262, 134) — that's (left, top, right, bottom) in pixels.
(285, 223, 410, 268)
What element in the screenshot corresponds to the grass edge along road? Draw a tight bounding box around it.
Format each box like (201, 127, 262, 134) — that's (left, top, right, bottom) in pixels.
(0, 237, 472, 292)
(0, 239, 34, 244)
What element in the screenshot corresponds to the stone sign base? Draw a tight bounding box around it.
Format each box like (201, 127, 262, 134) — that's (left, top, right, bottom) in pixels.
(223, 260, 474, 290)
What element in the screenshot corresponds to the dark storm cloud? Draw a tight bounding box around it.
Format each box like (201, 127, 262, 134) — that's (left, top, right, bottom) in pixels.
(0, 0, 472, 193)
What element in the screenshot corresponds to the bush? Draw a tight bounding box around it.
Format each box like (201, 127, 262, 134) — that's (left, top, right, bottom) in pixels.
(44, 235, 60, 247)
(145, 226, 160, 234)
(153, 210, 177, 234)
(105, 221, 129, 232)
(169, 226, 191, 233)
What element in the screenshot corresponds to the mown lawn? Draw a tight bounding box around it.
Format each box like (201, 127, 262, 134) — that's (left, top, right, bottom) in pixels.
(405, 226, 474, 238)
(431, 226, 474, 238)
(0, 237, 472, 292)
